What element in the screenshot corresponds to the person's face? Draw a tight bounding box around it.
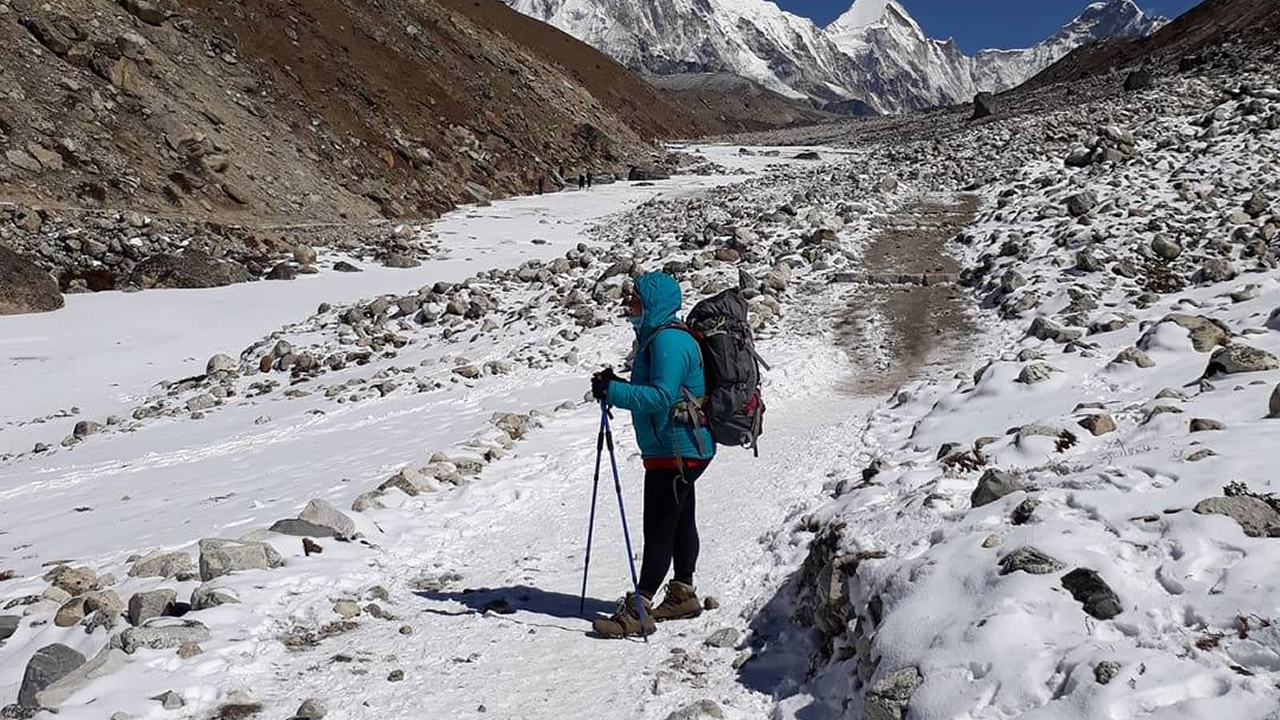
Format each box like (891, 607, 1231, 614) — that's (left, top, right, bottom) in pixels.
(622, 292, 642, 319)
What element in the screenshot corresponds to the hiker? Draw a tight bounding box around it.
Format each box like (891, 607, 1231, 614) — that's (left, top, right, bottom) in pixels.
(537, 176, 545, 195)
(589, 272, 715, 637)
(578, 173, 587, 190)
(586, 171, 593, 189)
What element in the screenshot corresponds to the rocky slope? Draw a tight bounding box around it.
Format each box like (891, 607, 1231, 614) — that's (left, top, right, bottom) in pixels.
(648, 73, 838, 133)
(0, 0, 706, 298)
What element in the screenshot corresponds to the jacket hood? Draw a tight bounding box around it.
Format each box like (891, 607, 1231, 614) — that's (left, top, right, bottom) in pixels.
(633, 272, 682, 338)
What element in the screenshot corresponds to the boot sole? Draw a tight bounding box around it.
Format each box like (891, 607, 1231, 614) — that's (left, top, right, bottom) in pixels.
(654, 609, 703, 623)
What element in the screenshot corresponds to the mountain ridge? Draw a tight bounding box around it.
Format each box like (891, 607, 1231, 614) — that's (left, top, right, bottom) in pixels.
(505, 0, 1167, 113)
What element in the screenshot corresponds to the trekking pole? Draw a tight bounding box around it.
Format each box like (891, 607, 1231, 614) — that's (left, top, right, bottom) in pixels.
(602, 403, 650, 641)
(579, 403, 608, 616)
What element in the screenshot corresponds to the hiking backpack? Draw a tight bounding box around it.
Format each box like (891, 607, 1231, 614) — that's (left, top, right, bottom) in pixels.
(676, 288, 768, 455)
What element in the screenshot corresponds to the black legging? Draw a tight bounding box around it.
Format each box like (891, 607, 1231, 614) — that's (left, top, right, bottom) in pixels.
(639, 464, 707, 597)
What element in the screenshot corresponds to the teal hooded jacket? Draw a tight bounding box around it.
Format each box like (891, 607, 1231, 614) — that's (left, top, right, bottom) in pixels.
(605, 273, 716, 461)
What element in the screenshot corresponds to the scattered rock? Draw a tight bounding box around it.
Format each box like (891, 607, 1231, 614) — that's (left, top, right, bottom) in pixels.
(1189, 418, 1225, 432)
(333, 600, 361, 619)
(1194, 496, 1280, 538)
(1124, 69, 1153, 92)
(664, 699, 724, 720)
(704, 627, 739, 648)
(116, 618, 210, 653)
(0, 246, 63, 316)
(1061, 569, 1122, 620)
(1065, 191, 1098, 217)
(864, 666, 923, 720)
(16, 644, 86, 708)
(971, 92, 996, 120)
(34, 647, 126, 707)
(295, 698, 328, 719)
(998, 546, 1066, 575)
(270, 499, 356, 539)
(128, 551, 194, 579)
(1112, 347, 1155, 368)
(1094, 660, 1122, 685)
(1205, 344, 1279, 376)
(152, 691, 184, 710)
(971, 469, 1024, 508)
(1077, 413, 1116, 436)
(198, 538, 284, 581)
(190, 583, 240, 611)
(128, 589, 177, 626)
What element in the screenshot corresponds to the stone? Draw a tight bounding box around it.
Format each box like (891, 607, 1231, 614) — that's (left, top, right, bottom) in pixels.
(54, 597, 87, 627)
(1061, 569, 1122, 620)
(387, 669, 405, 682)
(190, 583, 240, 610)
(1065, 191, 1098, 217)
(383, 254, 420, 269)
(186, 394, 216, 413)
(0, 247, 63, 316)
(971, 92, 996, 120)
(265, 263, 297, 281)
(864, 667, 922, 720)
(703, 627, 739, 648)
(0, 615, 19, 643)
(379, 467, 440, 496)
(971, 469, 1024, 508)
(1244, 193, 1271, 218)
(1200, 258, 1237, 283)
(351, 491, 387, 513)
(664, 699, 724, 720)
(333, 600, 361, 619)
(116, 618, 210, 653)
(129, 250, 251, 290)
(1206, 344, 1279, 376)
(128, 551, 194, 579)
(1124, 69, 1153, 92)
(1139, 314, 1229, 353)
(333, 260, 362, 273)
(47, 566, 96, 595)
(206, 354, 237, 375)
(127, 589, 176, 625)
(17, 644, 86, 708)
(271, 499, 356, 539)
(296, 698, 328, 719)
(177, 641, 203, 659)
(1095, 660, 1122, 685)
(1016, 363, 1054, 384)
(35, 647, 127, 707)
(293, 245, 318, 265)
(1077, 413, 1116, 436)
(1270, 384, 1280, 417)
(702, 596, 720, 611)
(1194, 496, 1280, 538)
(198, 538, 284, 581)
(120, 0, 165, 25)
(998, 546, 1066, 575)
(1190, 418, 1225, 432)
(152, 691, 183, 710)
(5, 149, 42, 173)
(1150, 235, 1182, 260)
(1112, 347, 1155, 368)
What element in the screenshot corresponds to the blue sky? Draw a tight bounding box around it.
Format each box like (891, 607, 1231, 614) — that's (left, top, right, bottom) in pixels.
(775, 0, 1202, 53)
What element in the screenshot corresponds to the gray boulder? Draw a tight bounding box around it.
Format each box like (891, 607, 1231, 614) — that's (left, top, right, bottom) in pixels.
(998, 546, 1066, 576)
(971, 92, 996, 120)
(128, 551, 194, 579)
(17, 644, 86, 708)
(865, 666, 923, 720)
(270, 499, 356, 539)
(0, 615, 19, 644)
(128, 589, 177, 626)
(1205, 344, 1279, 376)
(1077, 413, 1116, 436)
(1194, 496, 1280, 537)
(198, 538, 284, 581)
(116, 618, 210, 653)
(190, 584, 240, 611)
(1065, 191, 1098, 217)
(1199, 258, 1237, 283)
(0, 246, 63, 316)
(663, 700, 723, 720)
(971, 469, 1025, 508)
(1061, 568, 1122, 620)
(34, 647, 127, 707)
(1138, 314, 1229, 353)
(129, 250, 251, 290)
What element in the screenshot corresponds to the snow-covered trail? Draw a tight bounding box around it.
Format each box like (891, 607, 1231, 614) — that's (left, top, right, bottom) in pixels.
(227, 359, 874, 720)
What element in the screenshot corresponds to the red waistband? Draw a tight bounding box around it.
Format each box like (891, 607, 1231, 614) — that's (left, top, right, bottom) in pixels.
(643, 458, 708, 471)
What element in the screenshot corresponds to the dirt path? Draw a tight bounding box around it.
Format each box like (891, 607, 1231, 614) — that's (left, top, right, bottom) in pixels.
(835, 193, 979, 396)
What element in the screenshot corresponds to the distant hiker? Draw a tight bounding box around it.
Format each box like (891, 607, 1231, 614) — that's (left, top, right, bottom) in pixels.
(586, 171, 594, 189)
(538, 176, 545, 195)
(578, 173, 587, 190)
(589, 272, 715, 637)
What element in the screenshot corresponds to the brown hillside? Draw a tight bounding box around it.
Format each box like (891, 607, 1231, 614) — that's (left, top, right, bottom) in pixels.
(0, 0, 705, 224)
(646, 73, 837, 133)
(1029, 0, 1280, 87)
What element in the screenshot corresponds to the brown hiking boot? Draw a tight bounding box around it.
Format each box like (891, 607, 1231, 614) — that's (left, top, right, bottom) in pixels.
(591, 593, 656, 638)
(651, 581, 702, 622)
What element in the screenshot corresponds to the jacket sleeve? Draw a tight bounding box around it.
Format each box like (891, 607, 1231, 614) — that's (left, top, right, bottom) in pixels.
(606, 330, 690, 413)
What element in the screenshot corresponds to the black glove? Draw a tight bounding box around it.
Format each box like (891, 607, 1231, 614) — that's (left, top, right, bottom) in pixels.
(591, 367, 619, 401)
